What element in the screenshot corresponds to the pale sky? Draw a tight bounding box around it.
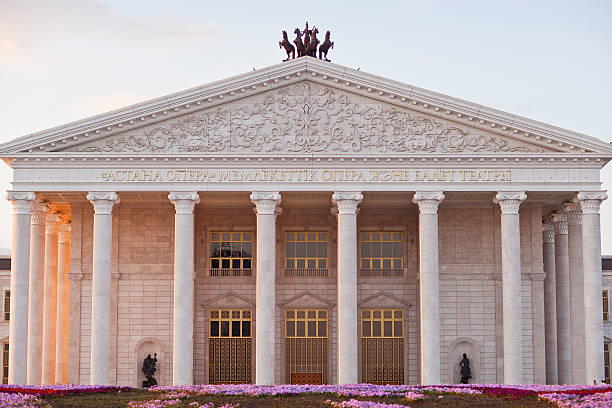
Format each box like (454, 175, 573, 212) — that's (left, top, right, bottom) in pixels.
(0, 0, 611, 253)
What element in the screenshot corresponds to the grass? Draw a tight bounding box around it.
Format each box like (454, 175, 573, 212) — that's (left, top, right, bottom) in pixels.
(40, 390, 557, 407)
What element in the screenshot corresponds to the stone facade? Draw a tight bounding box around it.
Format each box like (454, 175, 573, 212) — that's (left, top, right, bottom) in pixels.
(1, 57, 612, 386)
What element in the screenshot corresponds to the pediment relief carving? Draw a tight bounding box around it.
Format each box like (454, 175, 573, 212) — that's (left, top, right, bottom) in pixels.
(359, 291, 411, 309)
(202, 291, 254, 308)
(278, 291, 335, 309)
(65, 82, 547, 155)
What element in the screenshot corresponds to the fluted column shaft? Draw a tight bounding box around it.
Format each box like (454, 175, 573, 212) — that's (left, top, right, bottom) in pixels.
(169, 191, 200, 385)
(413, 191, 444, 385)
(542, 222, 558, 385)
(41, 213, 60, 384)
(332, 191, 362, 384)
(251, 192, 281, 385)
(55, 224, 71, 383)
(495, 191, 526, 384)
(87, 192, 119, 385)
(6, 191, 36, 384)
(551, 213, 571, 384)
(578, 191, 607, 384)
(564, 203, 586, 384)
(27, 203, 48, 384)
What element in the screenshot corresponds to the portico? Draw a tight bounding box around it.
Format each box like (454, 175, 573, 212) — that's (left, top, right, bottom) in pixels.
(1, 58, 611, 386)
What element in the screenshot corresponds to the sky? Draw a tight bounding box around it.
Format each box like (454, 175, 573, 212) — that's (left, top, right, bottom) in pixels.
(0, 0, 611, 252)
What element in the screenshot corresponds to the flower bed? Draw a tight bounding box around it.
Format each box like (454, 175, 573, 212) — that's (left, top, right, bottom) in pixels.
(1, 383, 611, 407)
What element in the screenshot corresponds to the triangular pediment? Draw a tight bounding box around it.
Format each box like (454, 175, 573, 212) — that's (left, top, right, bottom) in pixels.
(278, 291, 335, 308)
(1, 57, 611, 157)
(202, 291, 254, 308)
(359, 291, 411, 309)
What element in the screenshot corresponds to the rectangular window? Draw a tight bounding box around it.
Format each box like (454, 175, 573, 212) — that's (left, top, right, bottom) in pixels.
(605, 343, 610, 385)
(209, 309, 251, 338)
(361, 309, 403, 338)
(285, 232, 328, 275)
(604, 290, 609, 321)
(360, 232, 403, 276)
(209, 232, 252, 276)
(3, 291, 9, 321)
(285, 309, 328, 338)
(2, 343, 7, 384)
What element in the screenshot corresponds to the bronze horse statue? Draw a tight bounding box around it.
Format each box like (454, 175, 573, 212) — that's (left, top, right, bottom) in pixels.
(318, 30, 334, 61)
(306, 27, 319, 57)
(279, 30, 295, 61)
(293, 28, 307, 57)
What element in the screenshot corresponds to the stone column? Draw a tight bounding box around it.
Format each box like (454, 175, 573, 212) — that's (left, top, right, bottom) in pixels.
(55, 223, 71, 384)
(412, 191, 444, 385)
(542, 221, 558, 385)
(87, 192, 119, 385)
(41, 213, 60, 384)
(551, 212, 571, 384)
(577, 191, 607, 384)
(250, 192, 281, 385)
(494, 191, 527, 384)
(332, 191, 363, 385)
(563, 203, 586, 384)
(6, 191, 36, 384)
(169, 191, 200, 385)
(27, 202, 48, 384)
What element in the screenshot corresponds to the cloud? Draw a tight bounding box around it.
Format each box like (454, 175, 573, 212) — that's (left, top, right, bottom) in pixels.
(0, 0, 220, 60)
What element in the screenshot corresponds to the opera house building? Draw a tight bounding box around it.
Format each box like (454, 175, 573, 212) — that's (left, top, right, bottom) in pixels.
(1, 57, 611, 386)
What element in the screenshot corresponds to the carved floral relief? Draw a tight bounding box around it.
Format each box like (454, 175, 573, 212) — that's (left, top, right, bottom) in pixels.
(71, 82, 540, 154)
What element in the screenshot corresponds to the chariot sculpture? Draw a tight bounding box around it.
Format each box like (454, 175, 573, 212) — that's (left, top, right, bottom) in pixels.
(279, 21, 334, 62)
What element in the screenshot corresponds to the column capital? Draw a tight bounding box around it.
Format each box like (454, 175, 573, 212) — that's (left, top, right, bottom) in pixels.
(87, 192, 119, 215)
(6, 191, 37, 214)
(550, 213, 568, 235)
(493, 191, 527, 214)
(30, 202, 49, 225)
(576, 191, 608, 215)
(250, 191, 282, 215)
(331, 191, 363, 215)
(412, 191, 445, 214)
(58, 224, 71, 244)
(542, 221, 555, 244)
(169, 191, 200, 214)
(561, 203, 582, 225)
(45, 213, 61, 235)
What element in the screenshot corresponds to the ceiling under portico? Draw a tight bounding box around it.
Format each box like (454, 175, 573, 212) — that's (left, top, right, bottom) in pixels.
(1, 57, 611, 159)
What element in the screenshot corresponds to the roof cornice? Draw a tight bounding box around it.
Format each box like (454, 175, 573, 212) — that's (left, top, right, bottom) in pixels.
(1, 57, 611, 155)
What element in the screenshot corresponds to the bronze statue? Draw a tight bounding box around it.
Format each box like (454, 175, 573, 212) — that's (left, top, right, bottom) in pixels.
(280, 22, 334, 62)
(319, 31, 334, 61)
(293, 28, 307, 58)
(306, 27, 319, 57)
(460, 353, 472, 384)
(142, 353, 158, 387)
(279, 30, 295, 61)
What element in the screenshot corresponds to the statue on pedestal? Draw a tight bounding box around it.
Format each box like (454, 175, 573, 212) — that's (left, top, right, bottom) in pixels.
(460, 353, 472, 384)
(142, 353, 158, 387)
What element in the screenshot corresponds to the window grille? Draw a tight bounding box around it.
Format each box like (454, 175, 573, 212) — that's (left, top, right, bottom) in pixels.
(209, 232, 252, 277)
(359, 232, 403, 276)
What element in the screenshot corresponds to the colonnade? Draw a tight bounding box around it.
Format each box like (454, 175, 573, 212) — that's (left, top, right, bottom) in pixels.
(542, 192, 608, 385)
(5, 189, 607, 385)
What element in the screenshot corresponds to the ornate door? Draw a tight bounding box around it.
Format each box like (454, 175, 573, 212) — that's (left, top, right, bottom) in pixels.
(209, 309, 252, 384)
(285, 309, 328, 384)
(361, 309, 404, 384)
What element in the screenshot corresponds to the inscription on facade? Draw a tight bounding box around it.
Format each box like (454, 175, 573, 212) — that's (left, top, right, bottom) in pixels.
(99, 168, 512, 183)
